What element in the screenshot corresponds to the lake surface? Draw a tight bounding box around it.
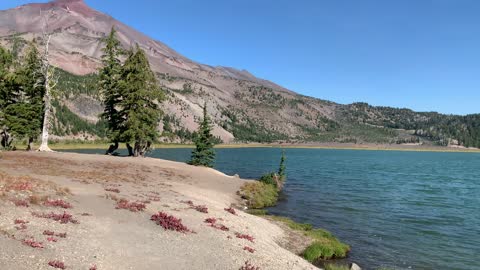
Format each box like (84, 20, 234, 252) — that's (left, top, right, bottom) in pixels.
(63, 148, 480, 270)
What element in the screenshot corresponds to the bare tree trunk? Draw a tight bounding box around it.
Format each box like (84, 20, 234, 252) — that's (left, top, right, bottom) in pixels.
(38, 37, 53, 152)
(126, 143, 134, 156)
(105, 141, 119, 155)
(27, 137, 34, 151)
(133, 142, 140, 157)
(1, 129, 13, 149)
(38, 12, 55, 152)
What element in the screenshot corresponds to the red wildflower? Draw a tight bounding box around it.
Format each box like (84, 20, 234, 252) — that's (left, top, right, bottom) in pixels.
(32, 211, 78, 224)
(14, 219, 28, 224)
(224, 207, 237, 215)
(48, 260, 65, 269)
(243, 246, 255, 253)
(115, 199, 146, 212)
(151, 212, 190, 233)
(12, 199, 29, 207)
(23, 238, 44, 248)
(235, 232, 255, 243)
(47, 237, 57, 242)
(44, 199, 72, 209)
(239, 261, 260, 270)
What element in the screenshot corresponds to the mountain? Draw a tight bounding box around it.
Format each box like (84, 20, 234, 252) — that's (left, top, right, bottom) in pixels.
(1, 0, 479, 147)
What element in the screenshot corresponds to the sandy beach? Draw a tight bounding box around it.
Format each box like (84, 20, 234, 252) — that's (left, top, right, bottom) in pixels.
(0, 151, 317, 270)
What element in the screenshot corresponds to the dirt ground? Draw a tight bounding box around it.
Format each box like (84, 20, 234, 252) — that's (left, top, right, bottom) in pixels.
(0, 151, 317, 270)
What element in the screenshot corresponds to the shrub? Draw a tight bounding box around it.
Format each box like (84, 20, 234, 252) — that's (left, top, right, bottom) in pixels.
(44, 199, 72, 209)
(259, 172, 277, 187)
(151, 212, 190, 233)
(239, 182, 278, 209)
(239, 261, 260, 270)
(89, 265, 97, 270)
(105, 188, 120, 193)
(48, 260, 66, 269)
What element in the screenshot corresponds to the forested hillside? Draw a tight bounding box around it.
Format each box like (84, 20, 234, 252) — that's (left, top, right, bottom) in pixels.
(47, 68, 480, 148)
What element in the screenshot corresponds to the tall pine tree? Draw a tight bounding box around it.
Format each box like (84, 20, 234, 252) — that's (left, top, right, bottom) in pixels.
(118, 45, 163, 157)
(1, 42, 45, 150)
(0, 45, 15, 148)
(99, 28, 123, 155)
(278, 149, 286, 181)
(189, 103, 216, 167)
(18, 42, 45, 150)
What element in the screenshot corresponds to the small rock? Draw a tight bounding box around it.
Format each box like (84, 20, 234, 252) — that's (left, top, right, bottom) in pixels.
(350, 263, 361, 270)
(233, 174, 240, 178)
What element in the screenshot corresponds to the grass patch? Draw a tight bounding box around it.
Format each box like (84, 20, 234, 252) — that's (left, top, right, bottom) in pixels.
(245, 209, 268, 216)
(269, 216, 313, 231)
(238, 182, 278, 209)
(266, 215, 349, 262)
(324, 264, 349, 270)
(303, 240, 349, 262)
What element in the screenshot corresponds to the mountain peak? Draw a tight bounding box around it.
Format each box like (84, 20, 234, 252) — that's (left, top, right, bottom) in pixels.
(53, 0, 84, 3)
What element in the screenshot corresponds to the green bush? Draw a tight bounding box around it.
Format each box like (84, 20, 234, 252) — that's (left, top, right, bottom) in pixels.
(239, 182, 278, 209)
(265, 215, 349, 262)
(302, 236, 350, 262)
(259, 172, 277, 186)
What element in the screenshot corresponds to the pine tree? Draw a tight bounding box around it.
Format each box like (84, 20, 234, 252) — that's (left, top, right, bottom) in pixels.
(0, 45, 15, 149)
(117, 45, 163, 157)
(278, 149, 286, 181)
(99, 28, 123, 154)
(189, 103, 216, 167)
(0, 42, 45, 150)
(18, 42, 46, 150)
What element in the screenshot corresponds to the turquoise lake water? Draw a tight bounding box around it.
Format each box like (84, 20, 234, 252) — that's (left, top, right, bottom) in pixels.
(64, 148, 480, 270)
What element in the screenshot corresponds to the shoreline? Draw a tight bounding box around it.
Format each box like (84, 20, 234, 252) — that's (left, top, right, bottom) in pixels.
(0, 151, 320, 270)
(15, 142, 480, 153)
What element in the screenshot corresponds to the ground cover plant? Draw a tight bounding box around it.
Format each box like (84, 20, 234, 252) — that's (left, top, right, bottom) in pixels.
(151, 212, 191, 233)
(32, 211, 79, 224)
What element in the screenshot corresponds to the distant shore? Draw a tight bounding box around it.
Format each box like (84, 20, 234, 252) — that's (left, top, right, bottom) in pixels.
(20, 141, 480, 153)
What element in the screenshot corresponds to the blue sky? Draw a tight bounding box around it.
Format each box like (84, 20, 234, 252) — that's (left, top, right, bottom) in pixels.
(2, 0, 480, 115)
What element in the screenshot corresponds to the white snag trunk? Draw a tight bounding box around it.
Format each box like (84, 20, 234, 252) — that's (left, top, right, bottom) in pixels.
(38, 12, 54, 152)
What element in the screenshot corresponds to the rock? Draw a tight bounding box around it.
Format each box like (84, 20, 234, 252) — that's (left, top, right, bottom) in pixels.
(350, 263, 361, 270)
(233, 174, 240, 178)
